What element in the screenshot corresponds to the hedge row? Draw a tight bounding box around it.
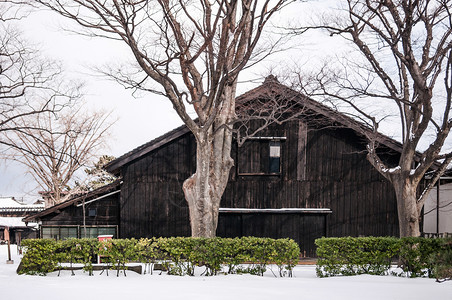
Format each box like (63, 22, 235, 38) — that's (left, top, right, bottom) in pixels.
(19, 237, 300, 277)
(315, 236, 452, 281)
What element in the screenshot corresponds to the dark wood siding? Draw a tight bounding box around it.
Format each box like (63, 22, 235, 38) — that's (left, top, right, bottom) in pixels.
(120, 134, 192, 238)
(40, 194, 119, 227)
(217, 212, 327, 257)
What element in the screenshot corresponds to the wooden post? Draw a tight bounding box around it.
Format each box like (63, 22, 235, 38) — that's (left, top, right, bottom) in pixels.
(5, 227, 13, 264)
(436, 179, 440, 235)
(82, 198, 86, 238)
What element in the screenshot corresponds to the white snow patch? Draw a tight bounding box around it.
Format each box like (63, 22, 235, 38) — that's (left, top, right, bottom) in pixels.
(389, 166, 401, 173)
(0, 245, 450, 300)
(409, 125, 416, 141)
(0, 197, 44, 209)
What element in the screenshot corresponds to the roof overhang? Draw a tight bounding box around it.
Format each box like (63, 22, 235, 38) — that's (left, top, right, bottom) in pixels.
(23, 180, 121, 223)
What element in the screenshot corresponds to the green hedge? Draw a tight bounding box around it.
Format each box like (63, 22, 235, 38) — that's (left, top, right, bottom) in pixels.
(398, 237, 443, 278)
(18, 237, 300, 277)
(315, 236, 449, 278)
(315, 237, 399, 277)
(20, 239, 59, 275)
(19, 238, 100, 276)
(428, 238, 452, 282)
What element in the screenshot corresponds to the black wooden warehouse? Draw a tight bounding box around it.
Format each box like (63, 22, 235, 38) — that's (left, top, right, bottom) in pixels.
(27, 77, 410, 257)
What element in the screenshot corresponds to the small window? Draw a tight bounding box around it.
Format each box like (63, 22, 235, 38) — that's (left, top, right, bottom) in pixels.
(80, 226, 117, 239)
(41, 227, 59, 239)
(41, 226, 78, 240)
(269, 141, 281, 173)
(88, 208, 97, 217)
(238, 138, 282, 175)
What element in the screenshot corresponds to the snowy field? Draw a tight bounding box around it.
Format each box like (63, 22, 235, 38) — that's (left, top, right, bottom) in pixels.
(0, 245, 451, 300)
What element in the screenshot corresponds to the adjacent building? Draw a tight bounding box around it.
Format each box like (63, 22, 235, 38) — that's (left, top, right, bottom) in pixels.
(0, 197, 44, 244)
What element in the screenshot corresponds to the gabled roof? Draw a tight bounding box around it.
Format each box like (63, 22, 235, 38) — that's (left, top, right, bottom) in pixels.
(23, 180, 121, 223)
(105, 77, 411, 174)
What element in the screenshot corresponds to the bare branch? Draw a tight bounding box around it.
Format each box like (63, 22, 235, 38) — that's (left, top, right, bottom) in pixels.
(4, 103, 115, 206)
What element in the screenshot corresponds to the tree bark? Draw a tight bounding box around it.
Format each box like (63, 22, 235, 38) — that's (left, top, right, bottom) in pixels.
(183, 127, 234, 237)
(182, 80, 236, 237)
(392, 178, 421, 237)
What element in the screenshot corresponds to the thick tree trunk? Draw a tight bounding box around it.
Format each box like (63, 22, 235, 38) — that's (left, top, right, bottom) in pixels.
(393, 178, 421, 237)
(182, 79, 236, 237)
(182, 126, 234, 237)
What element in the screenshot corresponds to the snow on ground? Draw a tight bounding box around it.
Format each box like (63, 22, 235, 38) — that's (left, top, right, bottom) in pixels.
(0, 245, 450, 300)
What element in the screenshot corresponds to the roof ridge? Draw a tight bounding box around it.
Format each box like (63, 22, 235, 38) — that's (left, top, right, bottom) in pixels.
(104, 78, 414, 174)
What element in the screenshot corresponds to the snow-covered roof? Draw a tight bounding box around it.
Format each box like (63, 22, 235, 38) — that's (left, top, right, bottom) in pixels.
(0, 197, 45, 213)
(0, 217, 39, 229)
(0, 197, 25, 208)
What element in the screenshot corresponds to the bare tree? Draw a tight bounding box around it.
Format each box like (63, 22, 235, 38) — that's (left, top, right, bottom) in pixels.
(35, 0, 290, 237)
(293, 0, 452, 237)
(0, 1, 81, 155)
(4, 104, 114, 206)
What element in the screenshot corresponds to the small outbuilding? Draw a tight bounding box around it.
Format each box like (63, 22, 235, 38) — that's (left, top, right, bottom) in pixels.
(23, 181, 120, 240)
(0, 197, 44, 244)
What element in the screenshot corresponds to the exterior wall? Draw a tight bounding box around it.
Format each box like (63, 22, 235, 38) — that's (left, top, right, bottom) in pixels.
(226, 121, 399, 238)
(423, 182, 452, 234)
(120, 133, 193, 239)
(40, 195, 119, 227)
(217, 213, 327, 257)
(118, 119, 400, 256)
(0, 198, 44, 244)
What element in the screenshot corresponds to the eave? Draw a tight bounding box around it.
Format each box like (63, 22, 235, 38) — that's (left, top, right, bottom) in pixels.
(23, 180, 121, 223)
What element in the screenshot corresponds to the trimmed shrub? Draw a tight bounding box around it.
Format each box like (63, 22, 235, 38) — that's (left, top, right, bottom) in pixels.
(136, 238, 160, 274)
(19, 236, 300, 277)
(398, 237, 443, 278)
(316, 236, 448, 278)
(158, 237, 197, 276)
(19, 239, 58, 275)
(428, 238, 452, 282)
(99, 238, 138, 277)
(155, 237, 300, 277)
(272, 238, 300, 277)
(56, 238, 99, 276)
(315, 237, 399, 277)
